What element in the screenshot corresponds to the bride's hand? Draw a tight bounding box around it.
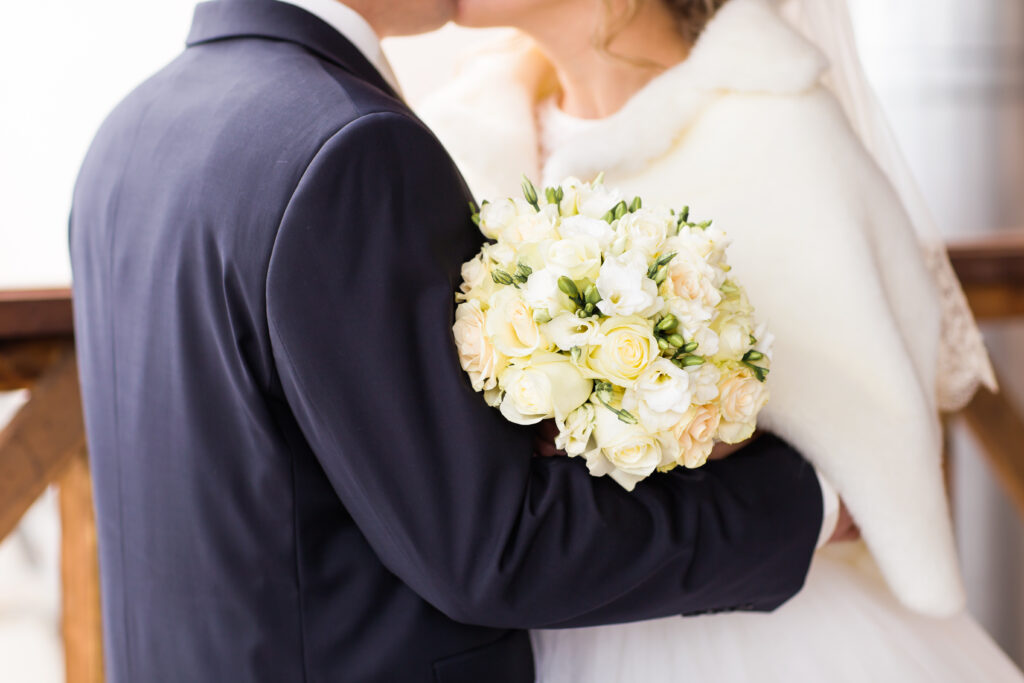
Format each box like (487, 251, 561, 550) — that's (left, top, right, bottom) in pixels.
(708, 432, 762, 460)
(533, 419, 566, 458)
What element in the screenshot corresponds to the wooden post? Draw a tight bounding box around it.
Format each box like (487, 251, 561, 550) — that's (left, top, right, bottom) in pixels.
(59, 447, 105, 683)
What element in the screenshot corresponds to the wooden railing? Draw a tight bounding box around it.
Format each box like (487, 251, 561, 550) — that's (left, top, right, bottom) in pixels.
(1, 232, 1022, 682)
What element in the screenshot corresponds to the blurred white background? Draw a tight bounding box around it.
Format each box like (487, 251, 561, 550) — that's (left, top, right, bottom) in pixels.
(1, 1, 1022, 680)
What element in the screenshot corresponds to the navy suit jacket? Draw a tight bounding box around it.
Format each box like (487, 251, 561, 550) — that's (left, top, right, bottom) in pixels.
(70, 1, 823, 681)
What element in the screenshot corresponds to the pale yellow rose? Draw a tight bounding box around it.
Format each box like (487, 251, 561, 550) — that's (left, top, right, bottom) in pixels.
(485, 288, 543, 358)
(499, 352, 593, 425)
(582, 316, 659, 387)
(672, 404, 721, 468)
(717, 372, 769, 443)
(453, 300, 506, 392)
(585, 400, 672, 491)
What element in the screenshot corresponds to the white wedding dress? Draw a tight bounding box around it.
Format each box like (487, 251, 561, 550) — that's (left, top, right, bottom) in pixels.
(421, 0, 1023, 680)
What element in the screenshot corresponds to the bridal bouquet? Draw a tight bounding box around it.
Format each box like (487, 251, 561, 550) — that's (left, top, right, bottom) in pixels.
(453, 176, 772, 490)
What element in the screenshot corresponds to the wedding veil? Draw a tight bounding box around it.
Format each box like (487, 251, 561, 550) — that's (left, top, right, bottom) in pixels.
(775, 0, 998, 410)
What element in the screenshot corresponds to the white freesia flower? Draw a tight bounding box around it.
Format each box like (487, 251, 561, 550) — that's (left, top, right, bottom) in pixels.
(556, 402, 597, 456)
(558, 214, 616, 250)
(485, 288, 543, 358)
(717, 371, 769, 443)
(622, 358, 693, 432)
(712, 312, 754, 360)
(543, 313, 601, 351)
(614, 208, 672, 257)
(585, 400, 674, 491)
(686, 362, 722, 405)
(666, 296, 715, 332)
(672, 404, 722, 468)
(521, 268, 573, 318)
(752, 321, 775, 361)
(596, 251, 663, 318)
(482, 240, 517, 269)
(691, 325, 720, 357)
(453, 300, 506, 392)
(499, 352, 593, 425)
(582, 316, 659, 387)
(543, 234, 602, 281)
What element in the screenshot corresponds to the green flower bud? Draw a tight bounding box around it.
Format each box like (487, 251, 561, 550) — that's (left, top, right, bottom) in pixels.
(682, 340, 699, 354)
(654, 265, 669, 285)
(744, 350, 765, 362)
(558, 276, 580, 300)
(491, 270, 515, 286)
(521, 175, 539, 210)
(657, 337, 671, 351)
(667, 334, 685, 348)
(629, 196, 642, 212)
(680, 355, 706, 367)
(584, 285, 601, 305)
(533, 310, 552, 324)
(613, 200, 628, 220)
(655, 315, 678, 332)
(616, 409, 639, 425)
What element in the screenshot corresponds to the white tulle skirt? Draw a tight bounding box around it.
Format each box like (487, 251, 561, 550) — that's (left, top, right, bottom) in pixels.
(532, 545, 1024, 682)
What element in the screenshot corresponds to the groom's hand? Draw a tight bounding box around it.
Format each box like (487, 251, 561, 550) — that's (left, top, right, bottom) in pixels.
(708, 432, 761, 460)
(533, 419, 566, 458)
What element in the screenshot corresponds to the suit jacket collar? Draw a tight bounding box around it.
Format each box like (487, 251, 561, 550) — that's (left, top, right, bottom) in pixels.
(186, 0, 400, 99)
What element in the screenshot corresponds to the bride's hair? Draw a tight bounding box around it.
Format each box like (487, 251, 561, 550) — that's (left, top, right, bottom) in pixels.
(596, 0, 729, 56)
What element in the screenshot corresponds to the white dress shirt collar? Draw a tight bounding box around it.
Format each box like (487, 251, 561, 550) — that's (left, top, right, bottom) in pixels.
(275, 0, 402, 94)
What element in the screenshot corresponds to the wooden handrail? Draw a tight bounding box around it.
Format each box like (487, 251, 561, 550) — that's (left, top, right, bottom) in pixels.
(0, 288, 74, 339)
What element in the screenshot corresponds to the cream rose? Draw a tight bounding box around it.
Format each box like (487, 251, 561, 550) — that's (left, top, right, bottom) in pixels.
(717, 372, 769, 443)
(583, 316, 659, 387)
(672, 404, 722, 468)
(711, 312, 754, 361)
(577, 184, 625, 220)
(584, 401, 673, 491)
(558, 214, 616, 250)
(555, 402, 597, 456)
(543, 234, 602, 281)
(498, 352, 593, 425)
(622, 358, 693, 432)
(485, 288, 543, 358)
(453, 300, 506, 391)
(478, 198, 531, 240)
(595, 251, 663, 318)
(543, 313, 601, 351)
(613, 208, 672, 257)
(667, 251, 722, 309)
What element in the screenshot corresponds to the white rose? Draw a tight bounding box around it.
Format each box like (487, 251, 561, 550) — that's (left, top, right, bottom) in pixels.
(543, 234, 602, 281)
(481, 240, 517, 269)
(543, 313, 601, 351)
(614, 208, 672, 257)
(717, 372, 769, 443)
(686, 362, 721, 405)
(558, 214, 616, 250)
(672, 404, 722, 468)
(486, 288, 543, 358)
(583, 316, 659, 387)
(555, 402, 597, 456)
(577, 184, 625, 220)
(596, 251, 663, 318)
(502, 204, 559, 245)
(499, 352, 593, 425)
(458, 254, 499, 304)
(478, 198, 531, 240)
(691, 325, 720, 357)
(585, 400, 672, 491)
(712, 313, 753, 360)
(453, 300, 506, 391)
(622, 358, 694, 432)
(521, 268, 573, 317)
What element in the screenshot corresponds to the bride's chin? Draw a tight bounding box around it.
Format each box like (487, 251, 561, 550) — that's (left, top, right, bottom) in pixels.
(452, 0, 523, 28)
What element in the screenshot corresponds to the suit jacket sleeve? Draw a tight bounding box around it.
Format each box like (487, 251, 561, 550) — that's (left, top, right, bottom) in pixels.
(265, 110, 823, 629)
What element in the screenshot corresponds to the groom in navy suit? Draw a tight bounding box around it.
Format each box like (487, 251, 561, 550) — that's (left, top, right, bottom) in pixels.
(70, 1, 829, 681)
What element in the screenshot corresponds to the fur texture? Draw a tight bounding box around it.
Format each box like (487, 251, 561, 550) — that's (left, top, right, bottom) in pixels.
(420, 0, 965, 616)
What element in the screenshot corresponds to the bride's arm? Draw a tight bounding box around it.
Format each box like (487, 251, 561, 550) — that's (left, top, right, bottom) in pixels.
(265, 109, 825, 629)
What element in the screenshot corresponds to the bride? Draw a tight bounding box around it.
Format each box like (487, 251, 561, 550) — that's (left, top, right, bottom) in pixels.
(421, 0, 1024, 680)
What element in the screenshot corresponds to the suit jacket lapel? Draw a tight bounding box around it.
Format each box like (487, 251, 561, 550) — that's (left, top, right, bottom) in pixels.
(186, 0, 400, 99)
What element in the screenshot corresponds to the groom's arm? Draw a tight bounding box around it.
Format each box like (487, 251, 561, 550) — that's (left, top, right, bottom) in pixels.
(266, 110, 823, 629)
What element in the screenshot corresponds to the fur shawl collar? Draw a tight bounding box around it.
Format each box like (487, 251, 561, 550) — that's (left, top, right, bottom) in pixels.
(420, 0, 828, 199)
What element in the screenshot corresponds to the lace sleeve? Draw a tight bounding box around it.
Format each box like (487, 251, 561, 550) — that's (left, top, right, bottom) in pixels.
(923, 241, 998, 412)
